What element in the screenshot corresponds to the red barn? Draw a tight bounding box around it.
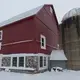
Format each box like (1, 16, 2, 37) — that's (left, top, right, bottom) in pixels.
(0, 4, 59, 72)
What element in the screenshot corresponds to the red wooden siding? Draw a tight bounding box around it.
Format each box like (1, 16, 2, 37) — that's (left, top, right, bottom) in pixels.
(34, 5, 59, 54)
(1, 16, 37, 53)
(0, 5, 59, 55)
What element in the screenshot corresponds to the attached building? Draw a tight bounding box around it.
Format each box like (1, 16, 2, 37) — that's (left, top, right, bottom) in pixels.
(50, 50, 67, 69)
(0, 4, 59, 73)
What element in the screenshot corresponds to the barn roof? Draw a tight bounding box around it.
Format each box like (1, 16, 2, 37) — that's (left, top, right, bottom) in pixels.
(50, 50, 67, 60)
(0, 5, 44, 27)
(62, 8, 80, 21)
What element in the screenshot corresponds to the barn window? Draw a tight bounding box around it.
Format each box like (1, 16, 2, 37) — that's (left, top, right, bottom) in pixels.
(44, 57, 46, 66)
(40, 56, 43, 67)
(19, 57, 24, 67)
(40, 35, 46, 49)
(0, 30, 3, 40)
(12, 57, 17, 67)
(50, 7, 53, 13)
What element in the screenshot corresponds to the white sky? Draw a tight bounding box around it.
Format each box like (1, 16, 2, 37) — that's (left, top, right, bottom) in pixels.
(0, 0, 80, 23)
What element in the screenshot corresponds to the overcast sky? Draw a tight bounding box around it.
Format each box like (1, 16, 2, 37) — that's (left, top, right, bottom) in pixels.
(0, 0, 80, 23)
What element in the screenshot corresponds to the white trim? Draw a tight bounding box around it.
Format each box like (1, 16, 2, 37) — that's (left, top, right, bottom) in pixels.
(2, 53, 48, 57)
(0, 54, 3, 67)
(0, 30, 3, 40)
(2, 40, 33, 46)
(40, 35, 46, 50)
(15, 56, 20, 68)
(10, 57, 12, 67)
(0, 67, 35, 71)
(24, 56, 26, 68)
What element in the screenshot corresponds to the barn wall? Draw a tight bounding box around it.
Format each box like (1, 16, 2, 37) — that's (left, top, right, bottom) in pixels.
(34, 5, 59, 54)
(0, 5, 59, 55)
(0, 16, 37, 53)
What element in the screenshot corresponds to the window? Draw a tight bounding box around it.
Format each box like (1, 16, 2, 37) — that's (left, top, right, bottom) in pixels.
(12, 57, 17, 67)
(44, 57, 46, 66)
(19, 57, 24, 67)
(2, 57, 11, 67)
(40, 56, 43, 67)
(0, 30, 3, 40)
(50, 7, 53, 13)
(40, 35, 46, 49)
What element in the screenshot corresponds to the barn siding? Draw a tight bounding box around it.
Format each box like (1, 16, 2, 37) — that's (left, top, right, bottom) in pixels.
(0, 16, 37, 53)
(36, 6, 58, 36)
(0, 5, 59, 55)
(34, 5, 59, 54)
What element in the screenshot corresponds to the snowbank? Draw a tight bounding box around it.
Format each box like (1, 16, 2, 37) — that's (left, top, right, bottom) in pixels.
(0, 70, 80, 80)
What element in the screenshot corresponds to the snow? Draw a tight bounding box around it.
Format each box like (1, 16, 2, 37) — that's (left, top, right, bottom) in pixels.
(62, 8, 80, 21)
(0, 5, 43, 27)
(2, 53, 49, 57)
(1, 67, 35, 71)
(50, 50, 67, 60)
(0, 70, 80, 80)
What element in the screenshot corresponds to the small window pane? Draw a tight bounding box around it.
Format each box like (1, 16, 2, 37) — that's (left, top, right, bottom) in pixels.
(42, 38, 44, 46)
(44, 57, 46, 66)
(42, 38, 44, 43)
(40, 56, 43, 67)
(19, 57, 24, 67)
(12, 57, 17, 67)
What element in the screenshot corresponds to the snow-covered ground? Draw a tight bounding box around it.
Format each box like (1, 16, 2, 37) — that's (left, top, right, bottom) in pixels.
(0, 70, 80, 80)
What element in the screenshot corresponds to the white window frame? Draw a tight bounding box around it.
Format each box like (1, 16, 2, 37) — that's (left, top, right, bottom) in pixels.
(0, 30, 3, 40)
(40, 35, 46, 49)
(12, 57, 17, 67)
(18, 57, 24, 67)
(38, 54, 48, 71)
(44, 57, 46, 66)
(40, 56, 43, 67)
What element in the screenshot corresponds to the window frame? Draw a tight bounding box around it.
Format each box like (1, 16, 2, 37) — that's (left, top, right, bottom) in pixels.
(19, 57, 24, 67)
(40, 56, 43, 67)
(0, 30, 3, 40)
(44, 57, 46, 66)
(40, 35, 46, 49)
(12, 57, 17, 67)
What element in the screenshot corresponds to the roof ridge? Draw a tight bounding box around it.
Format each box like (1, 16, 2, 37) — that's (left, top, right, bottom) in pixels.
(0, 5, 44, 27)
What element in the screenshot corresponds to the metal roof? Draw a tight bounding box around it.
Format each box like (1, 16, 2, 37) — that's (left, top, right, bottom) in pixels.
(0, 5, 44, 27)
(50, 50, 67, 60)
(62, 8, 80, 21)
